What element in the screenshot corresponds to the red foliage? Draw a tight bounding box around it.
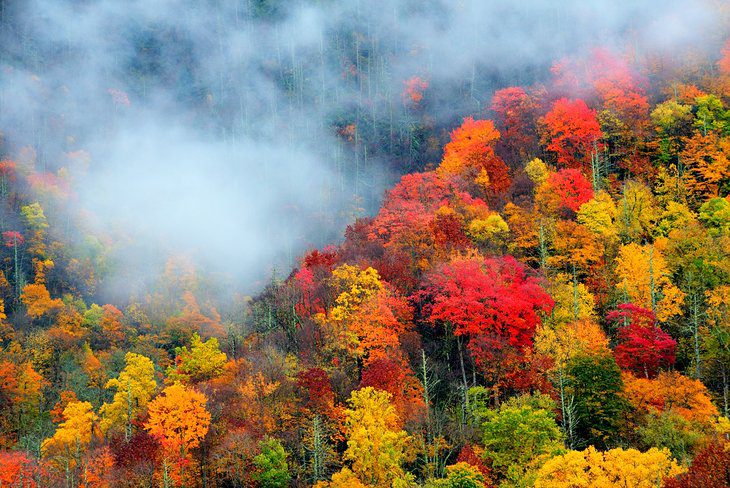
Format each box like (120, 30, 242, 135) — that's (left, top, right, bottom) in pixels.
(372, 172, 453, 243)
(491, 87, 539, 162)
(430, 211, 470, 250)
(0, 450, 39, 487)
(359, 358, 425, 425)
(302, 247, 339, 271)
(2, 231, 24, 248)
(664, 441, 730, 488)
(111, 430, 160, 470)
(423, 255, 553, 348)
(403, 76, 429, 105)
(719, 38, 730, 75)
(609, 304, 676, 378)
(606, 303, 657, 328)
(547, 168, 594, 212)
(456, 443, 493, 481)
(542, 98, 603, 173)
(296, 368, 335, 415)
(0, 159, 16, 180)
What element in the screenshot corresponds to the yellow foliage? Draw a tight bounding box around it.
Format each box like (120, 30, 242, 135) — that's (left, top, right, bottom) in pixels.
(545, 273, 596, 328)
(467, 213, 509, 245)
(100, 352, 157, 438)
(144, 383, 210, 459)
(615, 243, 685, 322)
(535, 319, 609, 370)
(341, 387, 412, 486)
(526, 158, 550, 185)
(577, 191, 617, 239)
(42, 401, 98, 460)
(329, 265, 383, 322)
(534, 446, 685, 487)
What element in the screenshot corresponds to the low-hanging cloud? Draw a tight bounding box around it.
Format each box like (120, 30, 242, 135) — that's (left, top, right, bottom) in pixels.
(0, 0, 725, 297)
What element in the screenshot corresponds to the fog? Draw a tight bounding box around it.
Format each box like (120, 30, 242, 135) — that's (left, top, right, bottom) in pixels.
(0, 0, 724, 297)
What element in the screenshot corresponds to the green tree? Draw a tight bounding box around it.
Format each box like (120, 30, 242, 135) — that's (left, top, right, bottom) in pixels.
(253, 437, 291, 488)
(476, 393, 564, 486)
(567, 354, 628, 449)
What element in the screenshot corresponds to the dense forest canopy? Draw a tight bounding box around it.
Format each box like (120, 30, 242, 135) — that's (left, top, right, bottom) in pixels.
(0, 0, 729, 487)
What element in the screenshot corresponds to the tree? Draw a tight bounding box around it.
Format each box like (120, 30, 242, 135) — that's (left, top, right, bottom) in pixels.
(534, 446, 685, 487)
(474, 393, 564, 486)
(100, 352, 157, 440)
(491, 86, 539, 163)
(166, 333, 227, 384)
(423, 255, 553, 400)
(424, 255, 553, 348)
(20, 283, 63, 319)
(614, 243, 685, 322)
(547, 169, 594, 212)
(253, 437, 291, 488)
(42, 401, 99, 487)
(426, 462, 487, 488)
(438, 117, 511, 195)
(566, 354, 627, 448)
(144, 383, 210, 464)
(335, 387, 411, 486)
(541, 98, 603, 173)
(608, 304, 676, 378)
(622, 371, 718, 426)
(664, 441, 730, 488)
(680, 131, 730, 204)
(0, 450, 40, 487)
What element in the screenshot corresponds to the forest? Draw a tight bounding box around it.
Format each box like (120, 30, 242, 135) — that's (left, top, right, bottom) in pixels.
(1, 0, 730, 487)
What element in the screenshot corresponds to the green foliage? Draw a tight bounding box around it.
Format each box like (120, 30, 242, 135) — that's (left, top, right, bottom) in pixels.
(699, 197, 730, 236)
(253, 437, 291, 488)
(479, 393, 564, 486)
(639, 411, 704, 464)
(566, 354, 628, 449)
(426, 462, 486, 488)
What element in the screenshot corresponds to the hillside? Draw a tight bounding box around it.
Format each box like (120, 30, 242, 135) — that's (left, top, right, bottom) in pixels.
(1, 2, 730, 488)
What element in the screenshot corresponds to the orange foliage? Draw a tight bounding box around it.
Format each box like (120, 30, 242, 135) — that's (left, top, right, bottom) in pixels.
(144, 383, 211, 459)
(20, 283, 63, 319)
(439, 117, 511, 194)
(541, 98, 603, 173)
(623, 371, 718, 425)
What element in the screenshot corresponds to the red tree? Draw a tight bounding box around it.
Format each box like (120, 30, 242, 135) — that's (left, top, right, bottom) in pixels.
(664, 441, 730, 488)
(547, 168, 594, 212)
(608, 304, 676, 378)
(491, 87, 539, 163)
(424, 255, 553, 348)
(541, 98, 603, 173)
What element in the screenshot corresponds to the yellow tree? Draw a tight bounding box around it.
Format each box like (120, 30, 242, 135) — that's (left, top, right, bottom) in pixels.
(534, 446, 685, 487)
(331, 387, 412, 487)
(42, 401, 99, 487)
(100, 352, 157, 440)
(576, 191, 618, 240)
(166, 333, 227, 384)
(616, 180, 659, 241)
(615, 243, 685, 322)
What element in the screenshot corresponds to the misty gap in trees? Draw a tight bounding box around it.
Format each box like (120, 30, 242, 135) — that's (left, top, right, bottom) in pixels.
(0, 0, 729, 487)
